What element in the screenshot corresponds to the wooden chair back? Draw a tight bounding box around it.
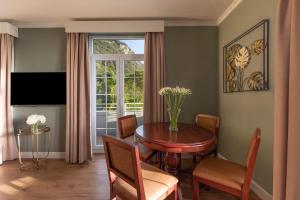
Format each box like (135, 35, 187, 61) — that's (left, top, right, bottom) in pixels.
(243, 128, 261, 197)
(195, 114, 220, 136)
(102, 135, 146, 199)
(118, 115, 137, 139)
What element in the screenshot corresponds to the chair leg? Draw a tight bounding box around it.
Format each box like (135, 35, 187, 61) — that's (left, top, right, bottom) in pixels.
(193, 155, 197, 163)
(242, 189, 250, 200)
(158, 152, 162, 169)
(214, 147, 218, 157)
(193, 177, 200, 200)
(160, 152, 165, 170)
(173, 184, 178, 200)
(110, 191, 116, 200)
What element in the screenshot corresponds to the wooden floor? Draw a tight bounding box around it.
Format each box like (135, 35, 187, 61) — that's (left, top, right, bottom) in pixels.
(0, 155, 261, 200)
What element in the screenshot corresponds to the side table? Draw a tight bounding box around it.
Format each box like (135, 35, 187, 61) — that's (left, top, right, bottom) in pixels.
(17, 126, 51, 170)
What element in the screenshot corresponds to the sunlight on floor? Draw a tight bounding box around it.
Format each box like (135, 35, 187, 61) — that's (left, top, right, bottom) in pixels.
(0, 176, 36, 196)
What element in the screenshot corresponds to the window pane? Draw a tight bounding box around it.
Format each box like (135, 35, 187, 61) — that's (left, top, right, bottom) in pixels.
(96, 95, 106, 111)
(107, 110, 117, 128)
(135, 61, 144, 78)
(124, 78, 134, 95)
(96, 78, 105, 94)
(96, 112, 106, 128)
(107, 78, 116, 94)
(124, 63, 134, 78)
(96, 61, 105, 77)
(106, 61, 116, 78)
(135, 78, 144, 95)
(107, 129, 117, 137)
(93, 39, 144, 54)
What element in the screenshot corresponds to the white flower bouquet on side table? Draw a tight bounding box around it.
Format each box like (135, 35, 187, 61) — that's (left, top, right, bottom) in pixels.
(26, 114, 46, 134)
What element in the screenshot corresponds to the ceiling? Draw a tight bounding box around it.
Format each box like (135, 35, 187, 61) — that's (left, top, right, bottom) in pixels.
(0, 0, 241, 27)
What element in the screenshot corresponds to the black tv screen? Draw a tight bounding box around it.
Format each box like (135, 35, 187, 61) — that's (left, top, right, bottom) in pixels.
(11, 72, 66, 105)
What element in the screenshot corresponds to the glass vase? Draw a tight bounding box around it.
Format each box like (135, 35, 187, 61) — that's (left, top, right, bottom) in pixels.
(168, 108, 181, 132)
(31, 124, 39, 134)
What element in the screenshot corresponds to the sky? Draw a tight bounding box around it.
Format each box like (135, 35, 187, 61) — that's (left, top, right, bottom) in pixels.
(120, 39, 144, 54)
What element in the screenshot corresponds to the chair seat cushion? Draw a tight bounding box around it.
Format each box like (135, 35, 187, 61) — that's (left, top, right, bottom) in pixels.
(193, 157, 246, 191)
(123, 135, 155, 161)
(113, 163, 178, 200)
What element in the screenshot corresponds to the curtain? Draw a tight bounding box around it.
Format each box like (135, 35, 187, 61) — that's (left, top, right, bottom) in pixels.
(143, 32, 165, 123)
(0, 34, 18, 165)
(66, 33, 92, 164)
(274, 0, 300, 199)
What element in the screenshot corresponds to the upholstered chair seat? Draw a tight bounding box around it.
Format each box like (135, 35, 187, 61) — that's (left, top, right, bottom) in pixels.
(102, 135, 178, 200)
(193, 129, 261, 200)
(113, 163, 178, 200)
(193, 157, 246, 191)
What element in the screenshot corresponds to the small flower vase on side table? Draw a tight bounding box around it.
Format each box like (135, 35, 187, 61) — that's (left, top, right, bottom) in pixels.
(31, 123, 39, 134)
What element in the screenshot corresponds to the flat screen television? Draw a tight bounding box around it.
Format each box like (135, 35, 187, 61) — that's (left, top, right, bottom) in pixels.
(11, 72, 66, 105)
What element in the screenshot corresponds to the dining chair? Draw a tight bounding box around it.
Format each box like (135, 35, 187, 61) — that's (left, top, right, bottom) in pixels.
(192, 128, 261, 200)
(102, 135, 178, 200)
(117, 115, 156, 162)
(193, 114, 220, 162)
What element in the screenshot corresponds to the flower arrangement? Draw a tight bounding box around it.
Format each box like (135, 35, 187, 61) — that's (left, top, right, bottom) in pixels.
(26, 114, 46, 134)
(159, 86, 192, 131)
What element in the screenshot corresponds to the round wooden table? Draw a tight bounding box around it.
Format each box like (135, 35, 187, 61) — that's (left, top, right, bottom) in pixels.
(135, 123, 216, 176)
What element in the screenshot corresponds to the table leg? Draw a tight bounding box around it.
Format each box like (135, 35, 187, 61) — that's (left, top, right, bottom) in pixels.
(164, 152, 181, 176)
(17, 134, 25, 170)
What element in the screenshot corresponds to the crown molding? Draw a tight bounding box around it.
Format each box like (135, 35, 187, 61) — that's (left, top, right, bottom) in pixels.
(165, 19, 217, 27)
(217, 0, 243, 25)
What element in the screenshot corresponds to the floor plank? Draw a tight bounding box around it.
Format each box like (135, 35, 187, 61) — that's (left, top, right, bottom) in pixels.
(0, 155, 261, 200)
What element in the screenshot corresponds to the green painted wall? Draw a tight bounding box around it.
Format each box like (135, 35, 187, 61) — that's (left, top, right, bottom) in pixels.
(13, 27, 219, 152)
(218, 0, 277, 194)
(13, 28, 66, 152)
(165, 27, 219, 123)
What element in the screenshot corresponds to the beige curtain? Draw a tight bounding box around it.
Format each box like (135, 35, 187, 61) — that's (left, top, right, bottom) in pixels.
(66, 33, 92, 164)
(143, 32, 165, 123)
(0, 34, 18, 165)
(274, 0, 300, 199)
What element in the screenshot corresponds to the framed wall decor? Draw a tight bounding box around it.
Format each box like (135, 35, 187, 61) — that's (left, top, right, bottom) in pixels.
(223, 19, 269, 93)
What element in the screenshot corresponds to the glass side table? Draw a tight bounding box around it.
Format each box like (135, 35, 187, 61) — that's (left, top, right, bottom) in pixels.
(17, 126, 51, 170)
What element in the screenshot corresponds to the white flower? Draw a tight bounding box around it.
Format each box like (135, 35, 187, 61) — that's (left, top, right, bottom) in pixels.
(159, 86, 192, 96)
(39, 115, 46, 124)
(26, 114, 46, 125)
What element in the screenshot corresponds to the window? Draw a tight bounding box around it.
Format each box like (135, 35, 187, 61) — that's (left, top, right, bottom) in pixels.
(90, 37, 144, 150)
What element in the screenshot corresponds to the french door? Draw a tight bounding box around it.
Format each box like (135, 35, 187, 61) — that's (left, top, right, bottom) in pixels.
(91, 54, 144, 151)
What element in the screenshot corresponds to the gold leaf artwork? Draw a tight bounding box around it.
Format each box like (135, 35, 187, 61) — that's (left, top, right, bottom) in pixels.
(251, 39, 266, 55)
(226, 64, 236, 81)
(228, 80, 236, 92)
(245, 71, 264, 90)
(234, 47, 251, 70)
(226, 44, 242, 65)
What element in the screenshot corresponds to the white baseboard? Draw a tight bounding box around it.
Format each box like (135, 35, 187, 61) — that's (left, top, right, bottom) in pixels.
(218, 153, 272, 200)
(20, 152, 65, 159)
(92, 149, 104, 154)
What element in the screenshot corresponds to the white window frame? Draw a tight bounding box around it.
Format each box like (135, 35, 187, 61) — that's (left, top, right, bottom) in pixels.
(89, 36, 144, 152)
